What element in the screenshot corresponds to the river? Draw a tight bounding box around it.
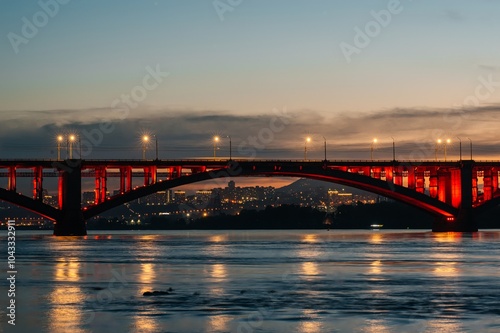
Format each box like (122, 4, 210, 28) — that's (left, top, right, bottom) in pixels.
(1, 229, 500, 332)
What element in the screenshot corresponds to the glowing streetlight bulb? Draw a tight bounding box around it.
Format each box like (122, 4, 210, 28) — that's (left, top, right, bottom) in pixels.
(304, 137, 312, 160)
(141, 135, 150, 160)
(57, 135, 64, 160)
(213, 136, 220, 159)
(67, 134, 77, 159)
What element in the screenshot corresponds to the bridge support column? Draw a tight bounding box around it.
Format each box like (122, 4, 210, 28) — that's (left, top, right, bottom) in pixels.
(54, 160, 86, 236)
(33, 166, 43, 201)
(415, 171, 425, 193)
(144, 167, 150, 186)
(8, 166, 16, 192)
(433, 161, 477, 232)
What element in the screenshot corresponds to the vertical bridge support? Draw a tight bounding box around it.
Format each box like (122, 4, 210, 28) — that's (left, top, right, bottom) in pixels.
(432, 160, 477, 232)
(54, 160, 87, 236)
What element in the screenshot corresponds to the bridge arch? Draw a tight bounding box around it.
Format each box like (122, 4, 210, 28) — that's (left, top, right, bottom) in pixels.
(0, 188, 61, 221)
(83, 166, 457, 220)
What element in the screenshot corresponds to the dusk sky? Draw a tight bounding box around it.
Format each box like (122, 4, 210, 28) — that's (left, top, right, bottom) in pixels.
(1, 0, 500, 168)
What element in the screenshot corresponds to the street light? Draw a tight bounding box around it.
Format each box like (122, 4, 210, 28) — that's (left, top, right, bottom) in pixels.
(304, 137, 311, 161)
(370, 138, 377, 161)
(435, 139, 442, 161)
(69, 134, 76, 159)
(153, 135, 158, 160)
(57, 135, 63, 160)
(391, 137, 396, 161)
(444, 138, 451, 161)
(456, 136, 462, 161)
(142, 135, 149, 160)
(213, 136, 220, 159)
(227, 135, 232, 160)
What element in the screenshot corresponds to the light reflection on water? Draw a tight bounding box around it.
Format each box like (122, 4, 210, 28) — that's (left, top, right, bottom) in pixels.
(49, 259, 86, 333)
(8, 230, 500, 333)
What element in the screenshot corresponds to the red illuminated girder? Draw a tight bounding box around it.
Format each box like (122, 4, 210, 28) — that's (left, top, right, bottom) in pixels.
(393, 166, 403, 186)
(493, 169, 499, 193)
(94, 167, 107, 204)
(371, 167, 382, 179)
(58, 171, 63, 209)
(415, 171, 425, 193)
(407, 167, 416, 189)
(429, 169, 438, 199)
(126, 166, 132, 192)
(484, 168, 493, 201)
(8, 166, 16, 191)
(94, 168, 100, 204)
(472, 169, 478, 203)
(450, 168, 461, 208)
(32, 166, 43, 200)
(119, 167, 126, 194)
(143, 166, 157, 186)
(117, 166, 132, 193)
(168, 166, 182, 179)
(437, 169, 448, 204)
(384, 167, 393, 182)
(191, 166, 207, 174)
(100, 168, 107, 203)
(151, 166, 157, 184)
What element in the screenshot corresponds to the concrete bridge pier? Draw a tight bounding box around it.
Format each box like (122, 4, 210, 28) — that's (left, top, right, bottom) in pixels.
(432, 212, 477, 232)
(53, 160, 87, 236)
(432, 160, 478, 232)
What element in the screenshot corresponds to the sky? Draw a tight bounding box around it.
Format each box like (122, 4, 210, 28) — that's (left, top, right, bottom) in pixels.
(1, 0, 500, 191)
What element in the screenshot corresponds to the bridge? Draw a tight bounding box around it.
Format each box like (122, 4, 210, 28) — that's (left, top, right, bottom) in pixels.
(1, 158, 499, 235)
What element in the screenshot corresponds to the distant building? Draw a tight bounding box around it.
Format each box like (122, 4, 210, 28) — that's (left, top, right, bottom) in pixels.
(173, 190, 186, 203)
(195, 190, 212, 202)
(166, 190, 173, 203)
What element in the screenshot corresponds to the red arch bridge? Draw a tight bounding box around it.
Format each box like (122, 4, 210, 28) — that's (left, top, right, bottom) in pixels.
(1, 159, 499, 235)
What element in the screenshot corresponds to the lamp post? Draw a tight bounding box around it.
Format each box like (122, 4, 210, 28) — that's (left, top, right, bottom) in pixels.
(370, 138, 377, 161)
(69, 135, 76, 159)
(142, 135, 149, 160)
(153, 135, 158, 160)
(213, 136, 219, 159)
(456, 136, 462, 161)
(444, 138, 451, 162)
(435, 139, 442, 161)
(304, 137, 311, 161)
(227, 135, 232, 160)
(391, 137, 396, 161)
(467, 137, 472, 160)
(57, 135, 63, 160)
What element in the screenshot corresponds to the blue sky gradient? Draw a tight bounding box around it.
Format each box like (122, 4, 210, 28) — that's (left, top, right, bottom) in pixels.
(1, 0, 500, 161)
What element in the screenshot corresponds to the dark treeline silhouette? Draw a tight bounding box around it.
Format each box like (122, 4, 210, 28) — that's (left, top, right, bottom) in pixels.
(334, 201, 433, 229)
(4, 201, 500, 230)
(147, 205, 327, 230)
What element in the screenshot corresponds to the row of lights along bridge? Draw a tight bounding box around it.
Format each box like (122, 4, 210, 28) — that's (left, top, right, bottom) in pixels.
(53, 134, 473, 161)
